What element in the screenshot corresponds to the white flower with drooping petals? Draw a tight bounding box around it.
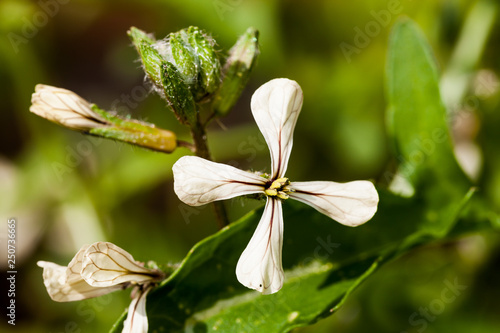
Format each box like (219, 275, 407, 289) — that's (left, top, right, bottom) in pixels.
(172, 78, 379, 295)
(38, 242, 164, 333)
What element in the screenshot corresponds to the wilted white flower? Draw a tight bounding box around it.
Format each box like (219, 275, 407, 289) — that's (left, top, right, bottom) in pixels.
(30, 84, 109, 131)
(38, 242, 164, 333)
(173, 78, 379, 294)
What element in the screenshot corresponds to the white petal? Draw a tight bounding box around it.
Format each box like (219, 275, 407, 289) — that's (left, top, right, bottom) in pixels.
(37, 245, 121, 302)
(30, 84, 108, 130)
(122, 286, 150, 333)
(173, 156, 266, 206)
(289, 181, 379, 226)
(236, 198, 284, 294)
(65, 244, 90, 283)
(81, 242, 162, 287)
(251, 78, 303, 178)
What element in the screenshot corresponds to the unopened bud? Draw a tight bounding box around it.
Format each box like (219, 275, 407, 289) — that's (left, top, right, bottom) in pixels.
(186, 26, 221, 98)
(128, 27, 164, 89)
(161, 62, 198, 126)
(30, 84, 109, 131)
(30, 84, 178, 153)
(128, 26, 155, 46)
(212, 27, 259, 116)
(169, 27, 222, 101)
(169, 30, 200, 89)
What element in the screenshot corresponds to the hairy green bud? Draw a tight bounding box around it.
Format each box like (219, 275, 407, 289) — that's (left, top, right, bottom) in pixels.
(169, 30, 200, 89)
(169, 26, 222, 101)
(161, 62, 197, 125)
(186, 26, 221, 98)
(212, 27, 259, 116)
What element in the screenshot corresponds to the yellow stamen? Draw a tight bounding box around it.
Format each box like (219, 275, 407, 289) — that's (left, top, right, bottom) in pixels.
(265, 189, 278, 196)
(277, 191, 289, 200)
(265, 177, 291, 199)
(269, 177, 289, 189)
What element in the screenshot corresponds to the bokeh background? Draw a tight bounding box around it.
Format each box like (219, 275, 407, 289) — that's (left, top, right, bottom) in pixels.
(1, 0, 500, 332)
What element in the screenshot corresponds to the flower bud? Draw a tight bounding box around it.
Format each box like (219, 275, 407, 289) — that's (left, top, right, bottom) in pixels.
(30, 84, 109, 131)
(169, 30, 200, 89)
(30, 84, 178, 153)
(169, 27, 222, 101)
(186, 26, 221, 97)
(212, 27, 259, 117)
(127, 27, 164, 90)
(128, 26, 155, 45)
(160, 61, 198, 126)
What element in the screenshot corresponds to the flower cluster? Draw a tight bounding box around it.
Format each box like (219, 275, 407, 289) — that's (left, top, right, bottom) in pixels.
(34, 50, 379, 330)
(173, 78, 379, 294)
(38, 242, 164, 333)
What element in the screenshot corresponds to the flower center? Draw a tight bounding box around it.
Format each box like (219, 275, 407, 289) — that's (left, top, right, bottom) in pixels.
(264, 177, 291, 200)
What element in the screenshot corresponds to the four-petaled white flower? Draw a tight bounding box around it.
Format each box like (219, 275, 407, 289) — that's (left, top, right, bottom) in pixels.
(37, 242, 164, 333)
(173, 78, 379, 294)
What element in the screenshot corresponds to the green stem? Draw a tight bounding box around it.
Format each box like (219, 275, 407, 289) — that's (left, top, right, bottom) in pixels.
(177, 140, 196, 152)
(190, 120, 229, 229)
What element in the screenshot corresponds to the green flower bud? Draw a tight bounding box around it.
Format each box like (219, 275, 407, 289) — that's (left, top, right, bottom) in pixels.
(128, 27, 198, 126)
(161, 62, 197, 126)
(128, 27, 164, 89)
(212, 27, 259, 117)
(169, 30, 200, 89)
(169, 27, 222, 101)
(186, 26, 221, 97)
(128, 26, 155, 45)
(138, 41, 165, 89)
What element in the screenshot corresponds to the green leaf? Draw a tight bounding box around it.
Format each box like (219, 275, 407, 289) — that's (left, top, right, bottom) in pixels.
(110, 189, 475, 333)
(386, 18, 472, 237)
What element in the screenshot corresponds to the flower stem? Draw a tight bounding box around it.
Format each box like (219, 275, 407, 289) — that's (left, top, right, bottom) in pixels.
(190, 121, 229, 228)
(177, 140, 196, 152)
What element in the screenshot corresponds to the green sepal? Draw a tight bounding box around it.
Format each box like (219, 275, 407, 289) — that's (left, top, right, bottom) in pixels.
(169, 30, 200, 90)
(128, 27, 164, 89)
(128, 26, 156, 46)
(212, 27, 259, 117)
(186, 26, 221, 99)
(161, 62, 198, 126)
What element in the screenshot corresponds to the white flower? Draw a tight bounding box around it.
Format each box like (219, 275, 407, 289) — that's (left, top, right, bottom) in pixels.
(38, 242, 164, 333)
(173, 78, 379, 294)
(30, 84, 109, 131)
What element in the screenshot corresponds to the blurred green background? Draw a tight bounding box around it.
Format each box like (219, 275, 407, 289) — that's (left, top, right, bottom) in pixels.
(1, 0, 499, 332)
